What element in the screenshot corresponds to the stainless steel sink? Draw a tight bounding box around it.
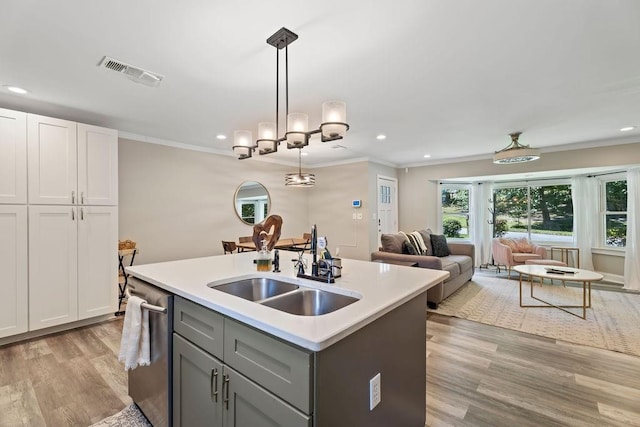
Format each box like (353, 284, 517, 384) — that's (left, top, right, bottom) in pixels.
(260, 289, 359, 316)
(209, 278, 298, 301)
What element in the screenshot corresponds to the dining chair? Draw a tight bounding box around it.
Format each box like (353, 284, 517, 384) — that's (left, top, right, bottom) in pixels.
(222, 241, 237, 254)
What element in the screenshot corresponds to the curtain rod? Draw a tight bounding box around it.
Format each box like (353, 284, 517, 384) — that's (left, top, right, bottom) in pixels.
(587, 170, 625, 178)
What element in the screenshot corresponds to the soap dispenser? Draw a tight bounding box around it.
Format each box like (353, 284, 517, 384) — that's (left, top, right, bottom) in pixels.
(256, 239, 271, 272)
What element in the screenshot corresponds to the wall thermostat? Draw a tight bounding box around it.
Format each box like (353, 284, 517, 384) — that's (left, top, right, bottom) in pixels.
(352, 199, 362, 208)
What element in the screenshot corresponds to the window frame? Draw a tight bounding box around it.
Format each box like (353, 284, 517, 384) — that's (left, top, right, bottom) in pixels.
(599, 173, 627, 249)
(492, 178, 573, 245)
(438, 183, 473, 242)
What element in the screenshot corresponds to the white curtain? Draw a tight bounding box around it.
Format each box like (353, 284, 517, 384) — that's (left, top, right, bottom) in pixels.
(624, 167, 640, 291)
(571, 176, 597, 271)
(472, 182, 494, 266)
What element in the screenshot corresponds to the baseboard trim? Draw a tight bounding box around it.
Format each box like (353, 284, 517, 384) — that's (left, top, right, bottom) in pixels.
(0, 314, 118, 347)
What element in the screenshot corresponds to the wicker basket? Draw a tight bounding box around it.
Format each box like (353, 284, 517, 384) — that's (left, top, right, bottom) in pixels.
(118, 239, 137, 250)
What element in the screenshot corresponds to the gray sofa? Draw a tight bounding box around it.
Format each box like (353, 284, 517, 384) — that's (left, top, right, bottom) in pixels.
(370, 230, 475, 307)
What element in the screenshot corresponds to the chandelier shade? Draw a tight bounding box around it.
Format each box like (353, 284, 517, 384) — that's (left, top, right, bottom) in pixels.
(231, 27, 350, 180)
(493, 132, 540, 164)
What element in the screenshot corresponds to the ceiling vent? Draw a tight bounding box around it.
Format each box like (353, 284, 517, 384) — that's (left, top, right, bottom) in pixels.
(98, 56, 163, 87)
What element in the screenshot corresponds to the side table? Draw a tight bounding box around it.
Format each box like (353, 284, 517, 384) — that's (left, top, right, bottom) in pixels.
(550, 247, 579, 268)
(116, 248, 138, 316)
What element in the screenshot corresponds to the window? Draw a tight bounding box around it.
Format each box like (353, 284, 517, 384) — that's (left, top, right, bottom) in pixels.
(602, 179, 627, 247)
(493, 182, 573, 243)
(441, 186, 470, 239)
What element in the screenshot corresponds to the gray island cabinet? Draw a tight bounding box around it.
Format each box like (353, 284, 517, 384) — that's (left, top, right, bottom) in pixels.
(126, 251, 447, 427)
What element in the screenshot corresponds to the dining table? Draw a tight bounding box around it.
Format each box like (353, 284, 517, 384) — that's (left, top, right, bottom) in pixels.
(236, 237, 308, 252)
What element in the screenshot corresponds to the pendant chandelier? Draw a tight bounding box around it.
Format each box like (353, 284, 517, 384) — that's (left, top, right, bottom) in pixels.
(493, 132, 540, 164)
(285, 148, 315, 187)
(232, 27, 350, 186)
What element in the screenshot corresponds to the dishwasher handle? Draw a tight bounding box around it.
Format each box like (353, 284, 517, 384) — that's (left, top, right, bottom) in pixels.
(125, 288, 168, 314)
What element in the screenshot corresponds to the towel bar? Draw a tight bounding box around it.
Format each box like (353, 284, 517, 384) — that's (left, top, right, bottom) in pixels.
(125, 288, 168, 314)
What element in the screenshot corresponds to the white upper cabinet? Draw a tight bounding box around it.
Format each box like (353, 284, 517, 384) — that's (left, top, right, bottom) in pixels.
(78, 124, 118, 206)
(0, 205, 28, 338)
(28, 114, 78, 205)
(0, 108, 27, 204)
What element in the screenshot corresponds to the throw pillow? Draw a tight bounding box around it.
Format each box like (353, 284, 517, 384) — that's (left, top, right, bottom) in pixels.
(499, 238, 518, 251)
(515, 238, 533, 253)
(402, 240, 419, 255)
(380, 233, 407, 254)
(430, 234, 450, 257)
(417, 229, 433, 255)
(407, 232, 427, 255)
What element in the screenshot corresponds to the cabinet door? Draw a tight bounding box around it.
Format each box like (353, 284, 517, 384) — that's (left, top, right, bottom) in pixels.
(28, 114, 77, 205)
(77, 124, 118, 206)
(223, 366, 311, 427)
(0, 206, 28, 338)
(173, 333, 223, 427)
(28, 206, 78, 330)
(0, 108, 27, 204)
(78, 206, 118, 319)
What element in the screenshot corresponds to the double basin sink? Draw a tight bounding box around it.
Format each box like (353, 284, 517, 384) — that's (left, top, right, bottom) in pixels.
(208, 277, 359, 316)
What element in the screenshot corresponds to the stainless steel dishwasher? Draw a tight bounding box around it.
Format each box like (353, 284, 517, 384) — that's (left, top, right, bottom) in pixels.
(127, 277, 174, 427)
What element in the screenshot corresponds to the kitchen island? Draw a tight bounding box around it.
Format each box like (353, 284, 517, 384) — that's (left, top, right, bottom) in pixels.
(127, 251, 448, 427)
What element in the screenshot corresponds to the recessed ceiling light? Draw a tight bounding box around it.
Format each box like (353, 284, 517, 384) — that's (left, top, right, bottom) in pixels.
(620, 126, 636, 132)
(216, 134, 227, 140)
(423, 154, 431, 158)
(4, 85, 29, 94)
(376, 134, 386, 140)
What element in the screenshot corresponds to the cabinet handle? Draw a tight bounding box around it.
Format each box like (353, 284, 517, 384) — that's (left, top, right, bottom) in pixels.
(72, 190, 75, 204)
(80, 208, 84, 221)
(210, 368, 219, 402)
(81, 192, 84, 204)
(71, 208, 75, 221)
(223, 374, 230, 409)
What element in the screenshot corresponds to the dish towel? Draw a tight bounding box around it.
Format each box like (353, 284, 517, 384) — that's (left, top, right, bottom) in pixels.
(118, 295, 151, 370)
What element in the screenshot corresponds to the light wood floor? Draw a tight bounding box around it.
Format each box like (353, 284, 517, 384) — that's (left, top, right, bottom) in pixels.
(0, 318, 128, 427)
(427, 312, 640, 427)
(3, 314, 640, 426)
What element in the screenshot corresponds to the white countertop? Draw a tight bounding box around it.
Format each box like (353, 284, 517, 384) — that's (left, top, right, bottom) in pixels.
(126, 251, 448, 351)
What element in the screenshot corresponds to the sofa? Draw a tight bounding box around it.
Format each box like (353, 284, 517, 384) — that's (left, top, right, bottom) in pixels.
(371, 229, 475, 307)
(492, 237, 547, 276)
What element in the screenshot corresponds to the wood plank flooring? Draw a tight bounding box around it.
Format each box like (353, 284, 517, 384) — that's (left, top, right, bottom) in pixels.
(3, 313, 640, 426)
(0, 318, 128, 427)
(427, 312, 640, 427)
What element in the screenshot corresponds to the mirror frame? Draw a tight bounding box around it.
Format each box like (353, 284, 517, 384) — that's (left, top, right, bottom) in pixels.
(233, 181, 271, 225)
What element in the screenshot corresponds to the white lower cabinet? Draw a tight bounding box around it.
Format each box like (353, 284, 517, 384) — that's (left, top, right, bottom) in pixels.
(29, 205, 117, 331)
(0, 205, 28, 338)
(78, 206, 118, 319)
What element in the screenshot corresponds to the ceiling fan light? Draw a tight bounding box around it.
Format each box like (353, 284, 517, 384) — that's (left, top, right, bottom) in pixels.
(493, 132, 540, 164)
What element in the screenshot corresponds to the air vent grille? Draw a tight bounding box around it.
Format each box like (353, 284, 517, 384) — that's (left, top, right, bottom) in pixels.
(98, 56, 163, 87)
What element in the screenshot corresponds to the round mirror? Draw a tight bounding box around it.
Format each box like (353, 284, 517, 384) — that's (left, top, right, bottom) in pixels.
(234, 181, 270, 225)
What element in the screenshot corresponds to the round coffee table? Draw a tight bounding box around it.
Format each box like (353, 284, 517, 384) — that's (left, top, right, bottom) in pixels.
(513, 264, 603, 319)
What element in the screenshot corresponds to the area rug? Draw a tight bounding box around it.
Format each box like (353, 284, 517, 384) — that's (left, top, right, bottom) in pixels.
(430, 275, 640, 357)
(90, 404, 151, 427)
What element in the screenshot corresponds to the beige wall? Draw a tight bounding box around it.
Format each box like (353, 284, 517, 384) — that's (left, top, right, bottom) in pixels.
(307, 162, 371, 260)
(397, 140, 640, 280)
(118, 139, 309, 264)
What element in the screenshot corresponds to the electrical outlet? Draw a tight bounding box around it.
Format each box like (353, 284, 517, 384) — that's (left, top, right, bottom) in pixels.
(369, 373, 381, 410)
(352, 212, 357, 220)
